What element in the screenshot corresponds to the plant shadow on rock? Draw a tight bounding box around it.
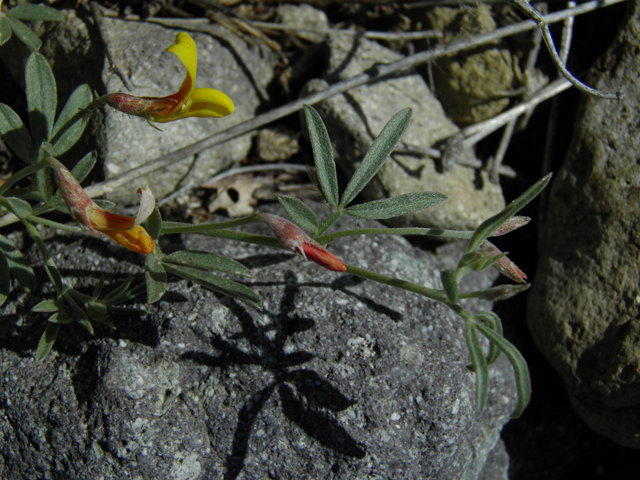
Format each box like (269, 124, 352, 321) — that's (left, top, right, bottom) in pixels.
(181, 271, 366, 480)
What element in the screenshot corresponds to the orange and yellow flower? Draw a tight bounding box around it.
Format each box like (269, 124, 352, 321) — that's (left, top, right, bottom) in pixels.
(91, 32, 233, 124)
(47, 157, 155, 254)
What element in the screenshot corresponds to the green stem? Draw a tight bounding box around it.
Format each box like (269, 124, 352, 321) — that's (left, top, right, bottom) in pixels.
(344, 263, 448, 303)
(313, 209, 344, 238)
(0, 159, 49, 198)
(22, 219, 64, 293)
(160, 213, 261, 234)
(27, 215, 83, 233)
(317, 227, 475, 244)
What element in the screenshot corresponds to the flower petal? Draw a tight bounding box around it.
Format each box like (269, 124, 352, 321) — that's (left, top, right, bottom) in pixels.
(171, 88, 234, 120)
(165, 32, 197, 104)
(103, 225, 155, 254)
(92, 209, 136, 231)
(134, 187, 156, 227)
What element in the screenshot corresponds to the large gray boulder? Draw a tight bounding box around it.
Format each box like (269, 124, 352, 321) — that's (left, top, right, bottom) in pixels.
(302, 33, 505, 231)
(0, 203, 517, 479)
(527, 0, 640, 448)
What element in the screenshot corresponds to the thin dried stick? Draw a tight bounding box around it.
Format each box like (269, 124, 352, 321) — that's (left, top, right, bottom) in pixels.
(511, 0, 623, 99)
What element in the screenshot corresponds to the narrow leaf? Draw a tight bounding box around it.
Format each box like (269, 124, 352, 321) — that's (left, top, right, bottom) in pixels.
(341, 108, 412, 207)
(0, 103, 35, 163)
(32, 299, 59, 313)
(25, 51, 57, 146)
(0, 234, 36, 291)
(475, 322, 532, 418)
(51, 84, 92, 156)
(345, 191, 447, 220)
(35, 322, 60, 362)
(474, 311, 503, 364)
(164, 250, 252, 278)
(277, 195, 319, 231)
(9, 5, 65, 21)
(145, 253, 167, 304)
(47, 312, 74, 324)
(6, 16, 40, 50)
(164, 263, 262, 310)
(0, 251, 10, 297)
(304, 105, 338, 206)
(4, 197, 32, 219)
(467, 174, 552, 252)
(0, 14, 12, 46)
(144, 206, 163, 241)
(466, 323, 489, 417)
(102, 277, 132, 304)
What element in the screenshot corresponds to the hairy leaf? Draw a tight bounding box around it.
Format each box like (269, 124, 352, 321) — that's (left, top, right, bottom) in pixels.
(475, 322, 531, 418)
(164, 263, 262, 310)
(4, 197, 32, 219)
(26, 51, 56, 146)
(164, 250, 252, 278)
(51, 84, 92, 156)
(9, 4, 65, 21)
(35, 322, 60, 362)
(0, 103, 35, 163)
(6, 16, 40, 50)
(145, 252, 167, 304)
(466, 323, 489, 417)
(277, 195, 319, 231)
(345, 191, 446, 220)
(341, 108, 412, 207)
(304, 105, 338, 206)
(32, 299, 59, 313)
(474, 311, 503, 364)
(0, 14, 12, 48)
(0, 234, 36, 291)
(467, 173, 552, 252)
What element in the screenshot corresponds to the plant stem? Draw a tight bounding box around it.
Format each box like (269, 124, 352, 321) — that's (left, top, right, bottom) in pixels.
(0, 159, 49, 198)
(27, 215, 83, 233)
(317, 227, 474, 244)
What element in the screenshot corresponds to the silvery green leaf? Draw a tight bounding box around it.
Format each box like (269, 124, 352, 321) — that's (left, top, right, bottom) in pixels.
(47, 312, 74, 324)
(32, 299, 59, 313)
(51, 84, 92, 156)
(35, 322, 60, 362)
(474, 311, 503, 364)
(164, 250, 252, 278)
(145, 253, 167, 304)
(341, 108, 412, 207)
(25, 51, 56, 146)
(0, 14, 12, 46)
(164, 263, 262, 310)
(277, 195, 319, 231)
(144, 207, 163, 241)
(0, 234, 36, 291)
(466, 323, 489, 417)
(102, 277, 132, 304)
(9, 5, 64, 21)
(345, 192, 446, 220)
(0, 103, 35, 163)
(467, 173, 552, 252)
(304, 105, 338, 206)
(0, 250, 9, 298)
(475, 322, 531, 418)
(6, 16, 40, 50)
(4, 197, 32, 219)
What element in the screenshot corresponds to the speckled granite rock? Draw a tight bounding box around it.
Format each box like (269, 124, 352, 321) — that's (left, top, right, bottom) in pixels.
(527, 0, 640, 448)
(0, 203, 516, 479)
(302, 33, 504, 231)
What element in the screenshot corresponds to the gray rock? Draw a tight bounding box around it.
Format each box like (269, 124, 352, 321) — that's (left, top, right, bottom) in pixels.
(1, 202, 517, 479)
(301, 34, 504, 231)
(527, 0, 640, 448)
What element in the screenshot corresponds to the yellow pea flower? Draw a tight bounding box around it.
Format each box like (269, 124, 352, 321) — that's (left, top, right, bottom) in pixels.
(88, 32, 234, 124)
(47, 157, 155, 255)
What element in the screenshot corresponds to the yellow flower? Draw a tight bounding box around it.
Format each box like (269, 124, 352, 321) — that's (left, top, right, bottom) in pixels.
(47, 157, 155, 255)
(91, 32, 233, 124)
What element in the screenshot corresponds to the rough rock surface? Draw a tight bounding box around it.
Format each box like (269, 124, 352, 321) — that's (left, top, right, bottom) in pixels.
(302, 33, 505, 231)
(527, 1, 640, 448)
(0, 203, 516, 479)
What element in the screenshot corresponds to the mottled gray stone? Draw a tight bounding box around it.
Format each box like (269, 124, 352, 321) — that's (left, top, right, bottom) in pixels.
(0, 202, 516, 479)
(301, 34, 504, 231)
(527, 0, 640, 448)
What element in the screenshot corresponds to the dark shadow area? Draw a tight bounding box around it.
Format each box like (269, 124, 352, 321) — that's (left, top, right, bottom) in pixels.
(180, 271, 365, 480)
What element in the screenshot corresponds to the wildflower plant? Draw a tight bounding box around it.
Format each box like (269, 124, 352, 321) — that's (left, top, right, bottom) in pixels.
(0, 25, 552, 420)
